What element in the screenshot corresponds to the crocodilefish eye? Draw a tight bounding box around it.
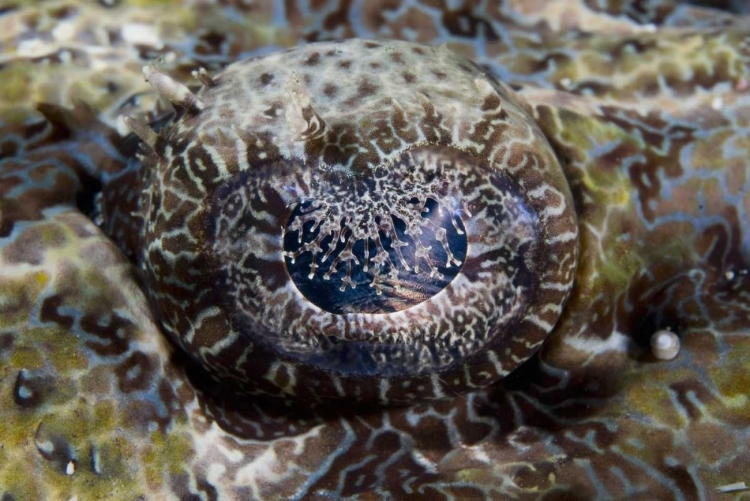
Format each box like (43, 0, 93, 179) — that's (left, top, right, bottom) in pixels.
(112, 39, 579, 405)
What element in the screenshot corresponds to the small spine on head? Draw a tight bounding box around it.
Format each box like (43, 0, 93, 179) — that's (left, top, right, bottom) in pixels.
(284, 73, 326, 140)
(143, 65, 205, 114)
(123, 115, 159, 152)
(192, 67, 217, 89)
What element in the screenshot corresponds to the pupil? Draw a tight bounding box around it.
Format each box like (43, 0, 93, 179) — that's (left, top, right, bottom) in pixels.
(283, 197, 468, 314)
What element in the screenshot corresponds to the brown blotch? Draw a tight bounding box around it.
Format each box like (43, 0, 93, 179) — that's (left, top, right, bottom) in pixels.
(23, 120, 49, 140)
(115, 351, 156, 393)
(0, 332, 14, 353)
(271, 363, 294, 390)
(49, 5, 74, 19)
(259, 73, 274, 86)
(530, 52, 570, 74)
(513, 462, 557, 490)
(669, 380, 714, 420)
(480, 92, 502, 112)
(405, 414, 453, 463)
(158, 378, 182, 416)
(14, 370, 55, 408)
(80, 311, 131, 356)
(304, 52, 321, 66)
(322, 83, 338, 97)
(696, 222, 734, 267)
(177, 146, 213, 197)
(337, 60, 352, 69)
(402, 71, 416, 83)
(0, 139, 18, 160)
(2, 222, 67, 265)
(610, 38, 657, 58)
(195, 31, 226, 56)
(188, 309, 230, 351)
(40, 295, 74, 330)
(263, 102, 283, 119)
(321, 0, 350, 32)
(34, 423, 75, 473)
(160, 232, 193, 256)
(442, 7, 499, 40)
(0, 174, 22, 199)
(357, 79, 379, 98)
(123, 398, 170, 433)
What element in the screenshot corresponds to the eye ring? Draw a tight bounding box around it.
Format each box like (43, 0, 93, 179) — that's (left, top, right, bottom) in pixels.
(125, 39, 579, 404)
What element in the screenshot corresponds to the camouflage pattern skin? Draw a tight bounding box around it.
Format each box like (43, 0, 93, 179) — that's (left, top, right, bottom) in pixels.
(1, 1, 749, 500)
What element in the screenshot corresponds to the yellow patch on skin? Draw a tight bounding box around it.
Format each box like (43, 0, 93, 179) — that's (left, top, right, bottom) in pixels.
(0, 62, 35, 105)
(577, 164, 633, 207)
(573, 218, 643, 300)
(456, 467, 496, 484)
(0, 278, 45, 327)
(9, 344, 45, 371)
(709, 346, 750, 418)
(120, 1, 200, 39)
(8, 325, 88, 376)
(720, 393, 749, 409)
(48, 336, 89, 375)
(0, 395, 147, 499)
(34, 271, 49, 286)
(622, 373, 687, 429)
(692, 131, 738, 170)
(92, 398, 118, 433)
(143, 427, 195, 489)
(0, 460, 42, 501)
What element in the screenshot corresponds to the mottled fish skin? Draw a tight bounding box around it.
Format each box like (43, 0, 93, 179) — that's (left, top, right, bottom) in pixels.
(113, 39, 580, 405)
(1, 1, 750, 500)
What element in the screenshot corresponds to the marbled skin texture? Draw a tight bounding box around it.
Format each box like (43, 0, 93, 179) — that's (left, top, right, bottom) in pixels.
(121, 39, 579, 404)
(1, 1, 750, 500)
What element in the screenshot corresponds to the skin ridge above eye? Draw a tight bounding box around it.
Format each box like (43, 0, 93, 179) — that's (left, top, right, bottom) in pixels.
(104, 39, 579, 405)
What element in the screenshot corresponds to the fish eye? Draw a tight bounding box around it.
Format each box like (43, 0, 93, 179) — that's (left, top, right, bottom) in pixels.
(120, 39, 579, 404)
